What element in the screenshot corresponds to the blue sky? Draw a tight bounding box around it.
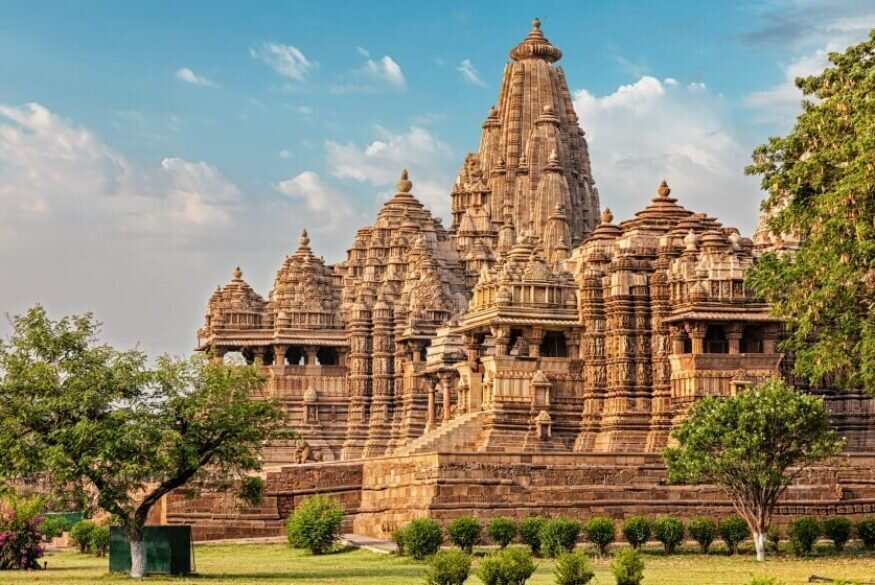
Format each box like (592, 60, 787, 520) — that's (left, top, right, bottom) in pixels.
(0, 0, 872, 356)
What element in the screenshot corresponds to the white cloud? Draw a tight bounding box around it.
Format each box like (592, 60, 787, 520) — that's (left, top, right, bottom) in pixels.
(175, 67, 217, 87)
(573, 76, 761, 235)
(330, 54, 406, 93)
(278, 149, 293, 159)
(250, 42, 315, 81)
(743, 4, 874, 127)
(325, 125, 454, 215)
(275, 171, 338, 213)
(160, 158, 241, 226)
(356, 46, 370, 57)
(457, 59, 486, 87)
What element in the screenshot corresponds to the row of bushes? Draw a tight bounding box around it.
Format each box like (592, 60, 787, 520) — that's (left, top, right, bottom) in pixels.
(426, 546, 647, 585)
(397, 514, 875, 560)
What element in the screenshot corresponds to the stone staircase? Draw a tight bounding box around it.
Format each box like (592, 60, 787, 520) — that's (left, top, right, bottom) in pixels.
(393, 411, 486, 456)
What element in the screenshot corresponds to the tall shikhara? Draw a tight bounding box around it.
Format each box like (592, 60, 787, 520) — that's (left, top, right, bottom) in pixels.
(452, 18, 600, 279)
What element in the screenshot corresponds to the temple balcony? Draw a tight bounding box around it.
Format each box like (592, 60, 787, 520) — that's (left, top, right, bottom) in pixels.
(669, 352, 783, 402)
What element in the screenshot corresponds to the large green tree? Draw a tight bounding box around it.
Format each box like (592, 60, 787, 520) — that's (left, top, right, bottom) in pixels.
(746, 29, 875, 392)
(0, 306, 284, 577)
(664, 379, 843, 562)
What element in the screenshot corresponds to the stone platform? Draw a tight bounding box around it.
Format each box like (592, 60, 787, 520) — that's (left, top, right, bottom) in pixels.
(159, 451, 875, 541)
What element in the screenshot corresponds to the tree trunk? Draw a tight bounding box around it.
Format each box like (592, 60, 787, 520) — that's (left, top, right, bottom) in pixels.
(130, 537, 147, 578)
(753, 531, 766, 562)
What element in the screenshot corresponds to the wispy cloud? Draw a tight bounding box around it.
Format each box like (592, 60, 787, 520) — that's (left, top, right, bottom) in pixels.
(457, 59, 486, 87)
(175, 67, 217, 87)
(250, 42, 315, 81)
(330, 51, 406, 93)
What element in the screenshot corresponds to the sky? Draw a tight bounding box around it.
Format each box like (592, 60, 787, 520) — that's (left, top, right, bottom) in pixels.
(0, 0, 872, 357)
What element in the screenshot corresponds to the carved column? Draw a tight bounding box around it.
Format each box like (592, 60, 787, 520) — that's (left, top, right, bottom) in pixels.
(527, 328, 544, 358)
(364, 299, 394, 457)
(341, 302, 372, 460)
(426, 384, 437, 432)
(438, 371, 454, 423)
(726, 323, 744, 355)
(492, 326, 511, 357)
(687, 322, 707, 354)
(273, 344, 287, 367)
(304, 346, 318, 365)
(669, 326, 686, 355)
(762, 325, 779, 353)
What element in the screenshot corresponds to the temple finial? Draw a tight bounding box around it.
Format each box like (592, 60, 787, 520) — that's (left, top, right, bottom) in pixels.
(658, 179, 671, 198)
(397, 169, 412, 193)
(601, 208, 614, 224)
(532, 17, 541, 32)
(299, 229, 310, 247)
(232, 266, 243, 280)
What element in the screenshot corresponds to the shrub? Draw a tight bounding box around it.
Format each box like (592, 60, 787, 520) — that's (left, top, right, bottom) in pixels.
(583, 517, 614, 557)
(622, 516, 650, 549)
(767, 525, 781, 552)
(687, 516, 715, 553)
(478, 547, 536, 585)
(426, 549, 471, 585)
(285, 495, 344, 555)
(745, 578, 785, 585)
(857, 517, 875, 550)
(89, 525, 110, 557)
(611, 547, 645, 585)
(448, 516, 481, 554)
(404, 518, 444, 560)
(0, 496, 45, 570)
(392, 526, 407, 556)
(38, 515, 72, 540)
(488, 517, 518, 549)
(519, 517, 546, 557)
(554, 550, 594, 585)
(540, 518, 582, 558)
(718, 515, 750, 555)
(822, 517, 852, 552)
(652, 516, 684, 554)
(70, 520, 95, 554)
(788, 516, 820, 556)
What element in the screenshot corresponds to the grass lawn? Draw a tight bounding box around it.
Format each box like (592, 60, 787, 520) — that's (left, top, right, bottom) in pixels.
(4, 542, 874, 585)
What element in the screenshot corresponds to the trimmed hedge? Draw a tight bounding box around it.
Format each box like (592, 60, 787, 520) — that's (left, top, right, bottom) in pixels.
(622, 516, 650, 549)
(426, 549, 471, 585)
(612, 547, 645, 585)
(719, 515, 750, 555)
(687, 517, 715, 554)
(478, 547, 536, 585)
(519, 517, 546, 557)
(652, 517, 684, 555)
(403, 518, 443, 560)
(583, 517, 614, 556)
(448, 516, 481, 554)
(540, 518, 581, 558)
(286, 496, 344, 555)
(487, 517, 518, 549)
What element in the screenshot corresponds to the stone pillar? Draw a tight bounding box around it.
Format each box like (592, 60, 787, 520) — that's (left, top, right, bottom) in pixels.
(438, 372, 453, 423)
(726, 323, 744, 355)
(762, 325, 779, 353)
(669, 326, 687, 355)
(212, 347, 227, 363)
(273, 344, 288, 368)
(492, 326, 510, 357)
(426, 384, 437, 432)
(528, 328, 544, 358)
(304, 346, 318, 366)
(687, 323, 707, 354)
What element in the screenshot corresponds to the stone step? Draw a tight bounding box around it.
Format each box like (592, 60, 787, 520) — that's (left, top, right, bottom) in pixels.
(393, 411, 486, 456)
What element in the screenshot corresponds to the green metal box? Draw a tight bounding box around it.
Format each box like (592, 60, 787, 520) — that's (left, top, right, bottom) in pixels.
(109, 526, 193, 575)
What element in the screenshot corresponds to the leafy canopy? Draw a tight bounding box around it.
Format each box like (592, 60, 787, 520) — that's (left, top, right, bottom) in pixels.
(746, 29, 875, 392)
(664, 379, 843, 551)
(0, 306, 284, 538)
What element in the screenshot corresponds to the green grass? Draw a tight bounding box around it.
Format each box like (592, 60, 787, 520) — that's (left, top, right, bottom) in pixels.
(5, 542, 875, 585)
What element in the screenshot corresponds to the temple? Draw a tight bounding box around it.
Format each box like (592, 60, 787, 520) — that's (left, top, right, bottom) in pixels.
(177, 19, 875, 540)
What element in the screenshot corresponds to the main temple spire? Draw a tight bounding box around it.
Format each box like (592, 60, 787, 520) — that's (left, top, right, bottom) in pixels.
(510, 17, 563, 63)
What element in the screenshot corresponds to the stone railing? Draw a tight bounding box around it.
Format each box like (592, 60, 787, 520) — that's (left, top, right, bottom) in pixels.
(669, 353, 783, 400)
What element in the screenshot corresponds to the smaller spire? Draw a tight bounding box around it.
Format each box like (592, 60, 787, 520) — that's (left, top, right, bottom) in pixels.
(397, 169, 413, 193)
(658, 179, 671, 198)
(601, 208, 614, 224)
(232, 266, 243, 281)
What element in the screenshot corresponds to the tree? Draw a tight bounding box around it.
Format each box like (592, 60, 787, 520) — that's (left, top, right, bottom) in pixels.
(664, 379, 843, 562)
(0, 306, 284, 577)
(746, 29, 875, 393)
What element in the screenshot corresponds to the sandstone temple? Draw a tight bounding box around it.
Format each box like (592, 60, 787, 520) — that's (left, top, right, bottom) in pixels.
(163, 19, 875, 540)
